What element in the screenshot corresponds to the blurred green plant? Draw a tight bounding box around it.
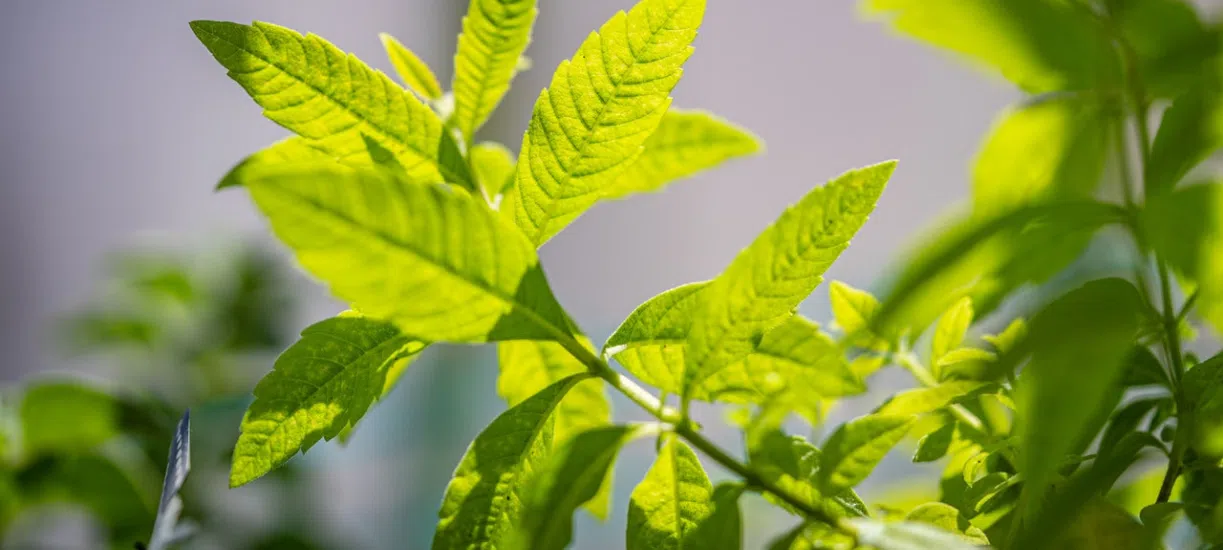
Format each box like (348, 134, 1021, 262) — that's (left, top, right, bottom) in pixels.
(0, 243, 336, 549)
(188, 0, 1223, 548)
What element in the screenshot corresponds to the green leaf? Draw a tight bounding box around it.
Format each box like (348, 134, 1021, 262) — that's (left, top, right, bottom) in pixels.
(913, 421, 955, 463)
(626, 439, 741, 550)
(817, 414, 914, 494)
(17, 454, 155, 545)
(847, 518, 983, 550)
(1185, 353, 1223, 457)
(684, 161, 895, 396)
(512, 425, 644, 550)
(217, 137, 333, 190)
(1014, 278, 1144, 520)
(747, 432, 869, 520)
(905, 502, 989, 545)
(497, 338, 613, 518)
(1146, 77, 1223, 195)
(1112, 0, 1217, 98)
(982, 318, 1027, 355)
(433, 374, 586, 550)
(508, 0, 706, 245)
(452, 0, 538, 140)
(1047, 498, 1146, 550)
(230, 161, 575, 343)
(863, 0, 1118, 93)
(189, 21, 473, 189)
(936, 348, 998, 381)
(471, 142, 517, 199)
(20, 382, 119, 456)
(1141, 182, 1223, 335)
(876, 381, 985, 416)
(873, 201, 1125, 336)
(606, 283, 863, 412)
(230, 313, 421, 487)
(931, 297, 973, 371)
(971, 95, 1111, 218)
(1097, 397, 1163, 457)
(380, 33, 443, 101)
(829, 280, 889, 350)
(603, 109, 762, 200)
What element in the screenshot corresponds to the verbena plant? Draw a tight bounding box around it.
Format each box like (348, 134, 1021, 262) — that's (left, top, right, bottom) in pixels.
(189, 0, 1223, 547)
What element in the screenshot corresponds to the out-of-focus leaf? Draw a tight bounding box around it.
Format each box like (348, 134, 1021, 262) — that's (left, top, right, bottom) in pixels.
(471, 142, 516, 199)
(847, 517, 983, 550)
(972, 95, 1111, 218)
(830, 281, 890, 350)
(15, 455, 155, 546)
(20, 382, 119, 456)
(1015, 278, 1144, 520)
(1112, 0, 1218, 97)
(1046, 498, 1146, 550)
(1147, 78, 1223, 195)
(1184, 352, 1223, 457)
(863, 0, 1119, 93)
(913, 421, 955, 463)
(877, 381, 985, 417)
(1142, 182, 1223, 336)
(931, 297, 973, 374)
(379, 32, 443, 100)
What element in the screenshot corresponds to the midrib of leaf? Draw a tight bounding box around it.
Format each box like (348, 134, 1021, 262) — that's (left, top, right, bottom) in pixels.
(526, 0, 697, 240)
(669, 442, 689, 550)
(477, 390, 558, 543)
(194, 24, 446, 180)
(260, 179, 572, 342)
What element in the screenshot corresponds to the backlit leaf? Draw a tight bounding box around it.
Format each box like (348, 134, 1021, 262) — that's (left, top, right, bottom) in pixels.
(606, 283, 863, 411)
(604, 109, 762, 200)
(230, 161, 575, 343)
(863, 0, 1118, 93)
(904, 502, 989, 545)
(380, 33, 443, 100)
(931, 297, 973, 372)
(830, 280, 889, 350)
(1141, 182, 1223, 335)
(509, 0, 705, 245)
(190, 21, 473, 188)
(817, 414, 914, 494)
(452, 0, 538, 140)
(512, 425, 644, 550)
(218, 137, 333, 190)
(876, 381, 985, 417)
(913, 421, 955, 463)
(434, 375, 587, 550)
(497, 338, 613, 517)
(849, 518, 983, 550)
(684, 161, 895, 396)
(472, 142, 517, 199)
(626, 438, 740, 550)
(1146, 77, 1223, 195)
(230, 313, 421, 487)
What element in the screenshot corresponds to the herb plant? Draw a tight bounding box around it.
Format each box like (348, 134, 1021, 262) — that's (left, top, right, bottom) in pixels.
(190, 0, 1223, 548)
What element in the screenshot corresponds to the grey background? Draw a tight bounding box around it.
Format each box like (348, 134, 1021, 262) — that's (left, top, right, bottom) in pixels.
(9, 1, 1216, 548)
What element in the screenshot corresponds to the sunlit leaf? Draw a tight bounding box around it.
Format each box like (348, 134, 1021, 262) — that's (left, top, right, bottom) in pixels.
(931, 297, 973, 375)
(380, 33, 443, 100)
(509, 0, 705, 245)
(228, 161, 575, 343)
(829, 280, 890, 350)
(1142, 182, 1223, 336)
(685, 161, 895, 396)
(497, 338, 613, 517)
(626, 438, 741, 550)
(913, 421, 955, 463)
(904, 502, 989, 544)
(877, 381, 985, 417)
(747, 431, 868, 520)
(190, 21, 473, 188)
(230, 314, 421, 487)
(604, 109, 762, 200)
(847, 517, 982, 550)
(817, 414, 915, 494)
(434, 375, 587, 550)
(471, 142, 517, 199)
(452, 0, 538, 140)
(511, 425, 644, 550)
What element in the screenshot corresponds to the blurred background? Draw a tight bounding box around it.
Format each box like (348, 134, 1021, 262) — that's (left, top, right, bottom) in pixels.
(1, 1, 1220, 549)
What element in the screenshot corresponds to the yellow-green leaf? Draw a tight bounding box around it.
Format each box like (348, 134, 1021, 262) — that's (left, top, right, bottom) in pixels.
(189, 21, 473, 188)
(511, 425, 645, 550)
(380, 33, 443, 100)
(684, 161, 895, 396)
(232, 161, 574, 343)
(218, 137, 332, 190)
(905, 502, 989, 545)
(509, 0, 705, 245)
(829, 280, 889, 350)
(817, 414, 915, 494)
(452, 0, 538, 140)
(863, 0, 1119, 93)
(626, 439, 742, 550)
(20, 382, 119, 456)
(972, 95, 1110, 218)
(471, 142, 517, 199)
(848, 518, 983, 550)
(434, 374, 587, 550)
(606, 283, 863, 411)
(876, 381, 985, 417)
(604, 109, 762, 200)
(230, 313, 421, 487)
(497, 338, 613, 518)
(931, 297, 973, 371)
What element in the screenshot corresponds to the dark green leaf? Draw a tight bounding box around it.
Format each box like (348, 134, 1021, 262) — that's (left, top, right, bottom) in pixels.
(817, 414, 915, 493)
(913, 421, 955, 463)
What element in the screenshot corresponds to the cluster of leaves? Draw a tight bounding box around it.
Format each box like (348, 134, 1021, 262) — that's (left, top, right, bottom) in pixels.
(191, 0, 1223, 548)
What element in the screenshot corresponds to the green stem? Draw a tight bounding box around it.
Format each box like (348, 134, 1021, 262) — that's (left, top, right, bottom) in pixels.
(894, 352, 987, 434)
(557, 335, 851, 534)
